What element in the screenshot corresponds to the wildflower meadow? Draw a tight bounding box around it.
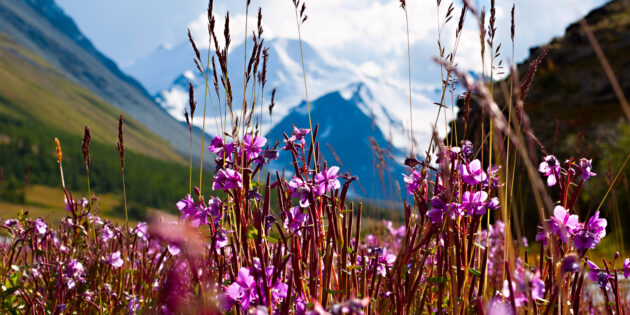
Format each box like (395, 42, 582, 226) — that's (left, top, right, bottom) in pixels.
(1, 0, 629, 314)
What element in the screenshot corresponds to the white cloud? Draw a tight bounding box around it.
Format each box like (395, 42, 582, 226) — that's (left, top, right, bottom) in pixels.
(186, 0, 607, 88)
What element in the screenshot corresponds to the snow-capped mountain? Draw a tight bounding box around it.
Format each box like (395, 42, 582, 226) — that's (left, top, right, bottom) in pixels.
(266, 83, 406, 199)
(126, 37, 444, 156)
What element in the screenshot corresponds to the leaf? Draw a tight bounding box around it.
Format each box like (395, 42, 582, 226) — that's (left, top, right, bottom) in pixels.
(1, 286, 19, 298)
(247, 225, 259, 239)
(324, 288, 343, 295)
(468, 268, 482, 277)
(428, 276, 448, 283)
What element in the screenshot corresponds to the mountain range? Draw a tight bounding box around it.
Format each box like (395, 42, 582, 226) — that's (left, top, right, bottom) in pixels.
(125, 36, 444, 198)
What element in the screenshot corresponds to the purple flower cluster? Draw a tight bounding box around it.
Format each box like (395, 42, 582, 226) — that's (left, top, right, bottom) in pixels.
(213, 168, 243, 191)
(282, 126, 311, 151)
(501, 259, 545, 307)
(284, 206, 309, 235)
(176, 194, 223, 228)
(288, 166, 341, 206)
(538, 155, 597, 187)
(223, 265, 288, 311)
(537, 206, 607, 256)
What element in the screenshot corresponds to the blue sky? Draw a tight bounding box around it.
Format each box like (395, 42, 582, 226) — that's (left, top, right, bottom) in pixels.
(56, 0, 608, 83)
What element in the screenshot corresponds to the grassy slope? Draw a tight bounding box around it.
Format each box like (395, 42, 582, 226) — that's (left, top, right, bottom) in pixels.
(0, 34, 214, 217)
(0, 33, 184, 163)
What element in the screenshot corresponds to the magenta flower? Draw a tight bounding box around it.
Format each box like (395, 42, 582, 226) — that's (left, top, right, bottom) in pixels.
(65, 259, 85, 290)
(585, 210, 607, 239)
(484, 165, 503, 189)
(284, 206, 309, 235)
(461, 190, 488, 215)
(241, 133, 267, 161)
(459, 159, 487, 185)
(34, 218, 47, 235)
(207, 196, 223, 226)
(574, 211, 607, 256)
(134, 222, 149, 242)
(99, 225, 114, 241)
(403, 170, 422, 195)
(587, 260, 610, 290)
(259, 265, 289, 306)
(538, 155, 560, 186)
(209, 135, 235, 160)
(288, 176, 311, 207)
(427, 197, 462, 223)
(225, 268, 257, 311)
(282, 126, 310, 150)
(177, 195, 205, 227)
(213, 168, 243, 191)
(561, 254, 580, 274)
(460, 140, 474, 157)
(501, 259, 545, 307)
(549, 205, 579, 243)
(215, 229, 229, 250)
(578, 158, 596, 181)
(107, 251, 124, 268)
(167, 244, 181, 256)
(623, 258, 630, 279)
(426, 197, 445, 224)
(294, 294, 307, 315)
(427, 197, 446, 223)
(314, 166, 341, 196)
(4, 219, 18, 229)
(385, 221, 406, 239)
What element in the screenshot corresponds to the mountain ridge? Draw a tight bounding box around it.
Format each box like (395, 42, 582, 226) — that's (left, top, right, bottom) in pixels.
(0, 0, 203, 160)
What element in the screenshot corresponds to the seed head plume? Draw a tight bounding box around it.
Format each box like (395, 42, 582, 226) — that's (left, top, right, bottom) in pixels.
(187, 28, 202, 64)
(188, 82, 197, 120)
(253, 39, 264, 80)
(117, 114, 128, 227)
(246, 34, 258, 83)
(185, 108, 191, 130)
(82, 126, 91, 169)
(399, 0, 406, 10)
(261, 47, 269, 88)
(269, 88, 276, 116)
(456, 3, 467, 38)
(257, 7, 263, 38)
(487, 0, 497, 48)
(510, 4, 515, 41)
(207, 0, 213, 21)
(224, 12, 231, 51)
(194, 59, 204, 75)
(54, 137, 66, 188)
(212, 56, 220, 98)
(54, 137, 63, 164)
(520, 47, 550, 101)
(82, 125, 93, 208)
(479, 9, 486, 69)
(207, 0, 216, 43)
(117, 114, 125, 169)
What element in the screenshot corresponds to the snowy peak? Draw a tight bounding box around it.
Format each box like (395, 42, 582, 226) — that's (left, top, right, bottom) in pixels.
(124, 42, 204, 95)
(266, 85, 405, 199)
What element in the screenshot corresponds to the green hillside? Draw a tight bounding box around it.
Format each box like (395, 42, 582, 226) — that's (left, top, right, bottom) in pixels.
(0, 34, 211, 216)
